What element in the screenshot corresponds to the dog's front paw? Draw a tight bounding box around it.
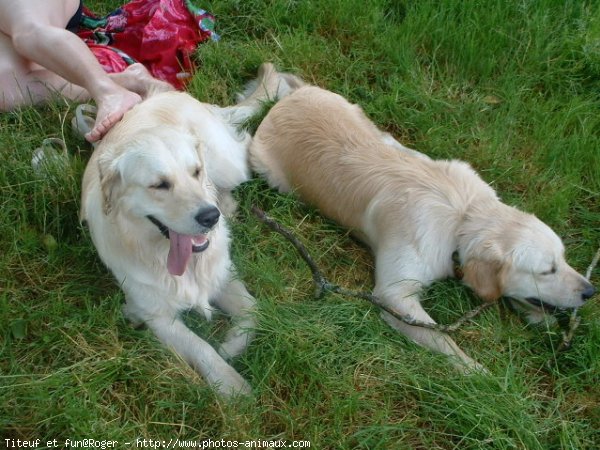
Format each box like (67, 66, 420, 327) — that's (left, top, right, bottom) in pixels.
(218, 329, 255, 361)
(122, 303, 145, 328)
(211, 365, 252, 398)
(456, 358, 490, 376)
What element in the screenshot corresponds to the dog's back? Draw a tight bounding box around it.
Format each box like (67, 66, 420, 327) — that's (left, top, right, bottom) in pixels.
(251, 86, 494, 235)
(252, 86, 396, 228)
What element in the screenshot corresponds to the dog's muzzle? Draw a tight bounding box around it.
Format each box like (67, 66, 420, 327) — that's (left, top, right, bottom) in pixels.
(147, 215, 169, 238)
(525, 297, 566, 313)
(146, 215, 210, 253)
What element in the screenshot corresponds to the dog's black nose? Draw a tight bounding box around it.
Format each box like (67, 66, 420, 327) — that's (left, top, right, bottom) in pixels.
(195, 206, 220, 229)
(582, 283, 595, 301)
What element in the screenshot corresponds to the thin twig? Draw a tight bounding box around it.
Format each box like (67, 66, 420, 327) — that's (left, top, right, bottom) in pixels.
(556, 246, 599, 352)
(585, 246, 600, 280)
(556, 311, 581, 352)
(252, 206, 493, 333)
(251, 206, 328, 298)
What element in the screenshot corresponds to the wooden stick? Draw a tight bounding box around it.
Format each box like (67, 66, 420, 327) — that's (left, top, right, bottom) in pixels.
(556, 246, 599, 352)
(585, 246, 600, 280)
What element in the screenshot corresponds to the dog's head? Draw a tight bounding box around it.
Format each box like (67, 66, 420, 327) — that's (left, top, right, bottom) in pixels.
(97, 126, 220, 276)
(460, 205, 595, 322)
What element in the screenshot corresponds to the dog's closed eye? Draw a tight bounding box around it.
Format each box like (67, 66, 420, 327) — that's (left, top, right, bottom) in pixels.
(193, 166, 201, 178)
(540, 266, 557, 276)
(151, 179, 172, 190)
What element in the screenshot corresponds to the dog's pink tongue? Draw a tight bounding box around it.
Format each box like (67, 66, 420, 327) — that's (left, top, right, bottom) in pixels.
(167, 230, 193, 276)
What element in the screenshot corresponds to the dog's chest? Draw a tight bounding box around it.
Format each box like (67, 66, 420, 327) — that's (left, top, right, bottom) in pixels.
(169, 248, 230, 317)
(171, 276, 217, 318)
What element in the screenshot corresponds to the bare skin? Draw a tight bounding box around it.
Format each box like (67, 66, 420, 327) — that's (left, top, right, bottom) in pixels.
(110, 62, 174, 98)
(0, 0, 171, 142)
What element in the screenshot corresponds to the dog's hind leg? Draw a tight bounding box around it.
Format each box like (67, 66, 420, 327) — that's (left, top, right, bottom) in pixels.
(211, 277, 257, 360)
(145, 315, 252, 396)
(224, 63, 306, 126)
(235, 62, 305, 109)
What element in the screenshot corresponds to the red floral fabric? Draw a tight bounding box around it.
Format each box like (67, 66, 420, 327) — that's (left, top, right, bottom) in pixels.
(77, 0, 217, 89)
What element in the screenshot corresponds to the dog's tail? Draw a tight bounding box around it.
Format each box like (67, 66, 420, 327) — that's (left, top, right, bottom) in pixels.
(223, 63, 306, 127)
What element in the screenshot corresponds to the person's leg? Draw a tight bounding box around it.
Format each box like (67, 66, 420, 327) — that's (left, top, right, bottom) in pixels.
(0, 29, 90, 109)
(0, 0, 141, 141)
(1, 37, 170, 116)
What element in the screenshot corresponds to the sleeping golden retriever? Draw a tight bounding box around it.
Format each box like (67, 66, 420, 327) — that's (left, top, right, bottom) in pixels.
(250, 77, 595, 370)
(81, 64, 296, 395)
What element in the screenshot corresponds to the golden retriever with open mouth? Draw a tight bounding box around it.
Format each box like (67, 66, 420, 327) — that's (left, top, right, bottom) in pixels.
(250, 77, 595, 371)
(81, 64, 295, 395)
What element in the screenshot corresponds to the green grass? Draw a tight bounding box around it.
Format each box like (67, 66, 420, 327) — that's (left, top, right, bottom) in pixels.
(1, 1, 599, 448)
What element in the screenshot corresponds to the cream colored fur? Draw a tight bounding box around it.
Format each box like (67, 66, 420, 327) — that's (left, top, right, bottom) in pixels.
(250, 82, 595, 371)
(81, 64, 296, 396)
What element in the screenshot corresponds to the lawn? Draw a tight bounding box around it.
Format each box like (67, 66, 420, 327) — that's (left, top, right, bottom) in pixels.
(1, 0, 599, 448)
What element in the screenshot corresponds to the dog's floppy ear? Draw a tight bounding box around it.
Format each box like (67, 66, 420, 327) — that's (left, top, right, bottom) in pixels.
(462, 258, 505, 302)
(195, 134, 251, 190)
(97, 152, 122, 215)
